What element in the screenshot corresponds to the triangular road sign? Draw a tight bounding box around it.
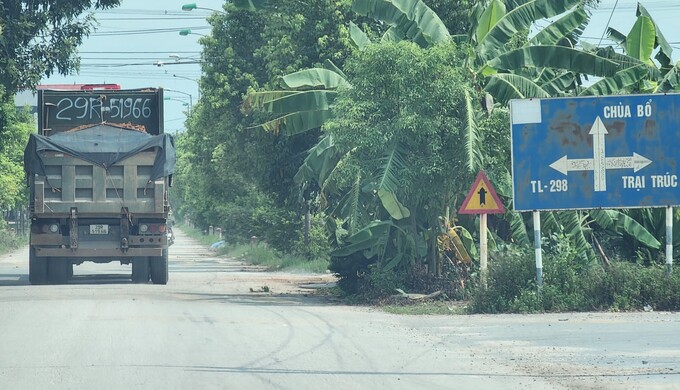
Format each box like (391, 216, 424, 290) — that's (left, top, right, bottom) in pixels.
(459, 171, 505, 214)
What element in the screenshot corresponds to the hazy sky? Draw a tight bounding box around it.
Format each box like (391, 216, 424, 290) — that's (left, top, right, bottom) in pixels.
(40, 0, 680, 134)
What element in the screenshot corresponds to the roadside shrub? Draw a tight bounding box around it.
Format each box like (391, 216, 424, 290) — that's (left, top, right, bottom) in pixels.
(292, 213, 331, 261)
(329, 253, 374, 295)
(252, 203, 302, 253)
(468, 237, 680, 313)
(331, 258, 465, 301)
(467, 244, 535, 313)
(0, 227, 25, 253)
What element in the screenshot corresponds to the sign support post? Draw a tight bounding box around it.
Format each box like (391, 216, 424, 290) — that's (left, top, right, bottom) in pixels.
(479, 213, 488, 287)
(533, 211, 543, 288)
(666, 206, 673, 277)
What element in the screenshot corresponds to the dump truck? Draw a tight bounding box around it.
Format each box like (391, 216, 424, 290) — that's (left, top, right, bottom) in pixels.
(23, 87, 175, 285)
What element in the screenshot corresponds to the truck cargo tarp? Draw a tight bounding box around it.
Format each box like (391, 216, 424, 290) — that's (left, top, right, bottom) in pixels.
(24, 125, 176, 181)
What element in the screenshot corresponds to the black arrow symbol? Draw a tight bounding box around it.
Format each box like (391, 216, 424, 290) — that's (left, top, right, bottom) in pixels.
(478, 187, 487, 206)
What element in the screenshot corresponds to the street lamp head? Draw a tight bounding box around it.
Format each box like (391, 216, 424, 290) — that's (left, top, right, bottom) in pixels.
(180, 3, 227, 14)
(179, 29, 191, 36)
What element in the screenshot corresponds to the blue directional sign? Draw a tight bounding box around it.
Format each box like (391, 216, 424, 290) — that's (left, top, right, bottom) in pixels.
(510, 94, 680, 211)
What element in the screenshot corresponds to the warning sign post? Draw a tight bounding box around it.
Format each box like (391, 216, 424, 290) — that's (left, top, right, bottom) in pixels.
(459, 171, 504, 287)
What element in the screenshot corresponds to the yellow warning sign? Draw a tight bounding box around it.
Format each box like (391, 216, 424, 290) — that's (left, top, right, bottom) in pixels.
(459, 171, 505, 214)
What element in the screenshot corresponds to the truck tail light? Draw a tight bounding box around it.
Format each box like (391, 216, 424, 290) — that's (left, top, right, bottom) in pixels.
(33, 223, 60, 234)
(138, 223, 166, 235)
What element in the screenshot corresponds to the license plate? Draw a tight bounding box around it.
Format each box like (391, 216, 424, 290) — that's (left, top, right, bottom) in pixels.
(90, 224, 108, 234)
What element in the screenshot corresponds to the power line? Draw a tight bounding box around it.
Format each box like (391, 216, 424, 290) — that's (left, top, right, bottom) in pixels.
(96, 17, 208, 20)
(598, 0, 620, 48)
(96, 9, 210, 16)
(90, 26, 210, 36)
(79, 51, 201, 54)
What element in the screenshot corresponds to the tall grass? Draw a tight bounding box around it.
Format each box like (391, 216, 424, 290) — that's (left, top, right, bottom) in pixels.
(224, 243, 329, 273)
(0, 230, 27, 253)
(178, 224, 329, 274)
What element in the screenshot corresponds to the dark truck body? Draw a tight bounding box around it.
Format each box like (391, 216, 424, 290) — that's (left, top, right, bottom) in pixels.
(24, 88, 175, 284)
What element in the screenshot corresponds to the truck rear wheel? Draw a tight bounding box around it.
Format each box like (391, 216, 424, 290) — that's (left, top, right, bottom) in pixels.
(131, 257, 150, 283)
(29, 248, 48, 285)
(150, 250, 168, 285)
(47, 258, 72, 284)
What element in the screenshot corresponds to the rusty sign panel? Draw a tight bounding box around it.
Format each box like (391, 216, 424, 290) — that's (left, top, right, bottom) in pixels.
(510, 94, 680, 211)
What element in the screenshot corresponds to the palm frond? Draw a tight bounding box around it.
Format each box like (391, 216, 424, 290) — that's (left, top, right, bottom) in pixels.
(464, 89, 482, 172)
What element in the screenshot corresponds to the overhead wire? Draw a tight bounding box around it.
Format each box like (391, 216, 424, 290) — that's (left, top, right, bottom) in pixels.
(597, 0, 620, 48)
(91, 26, 210, 36)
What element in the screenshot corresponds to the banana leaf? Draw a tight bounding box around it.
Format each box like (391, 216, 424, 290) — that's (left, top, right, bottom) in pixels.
(331, 220, 392, 257)
(247, 90, 336, 114)
(351, 0, 450, 48)
(250, 110, 333, 136)
(484, 73, 551, 105)
(478, 0, 582, 59)
(626, 15, 655, 64)
(656, 64, 680, 93)
(578, 64, 649, 96)
(281, 68, 348, 90)
(530, 6, 589, 46)
(637, 3, 674, 70)
(349, 21, 371, 50)
(489, 46, 620, 78)
(589, 209, 661, 249)
(377, 189, 410, 220)
(475, 0, 506, 43)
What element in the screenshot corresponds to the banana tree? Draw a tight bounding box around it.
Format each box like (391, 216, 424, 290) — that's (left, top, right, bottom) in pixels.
(600, 2, 680, 94)
(242, 60, 348, 136)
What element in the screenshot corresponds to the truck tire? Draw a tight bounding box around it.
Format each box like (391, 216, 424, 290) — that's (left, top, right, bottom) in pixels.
(47, 258, 71, 284)
(131, 257, 150, 283)
(150, 250, 168, 285)
(29, 247, 48, 285)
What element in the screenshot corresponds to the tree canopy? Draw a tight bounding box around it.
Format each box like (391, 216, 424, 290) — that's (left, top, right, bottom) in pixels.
(0, 0, 120, 94)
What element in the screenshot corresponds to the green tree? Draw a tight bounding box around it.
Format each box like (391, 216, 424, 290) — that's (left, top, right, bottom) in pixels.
(0, 0, 120, 94)
(177, 1, 359, 250)
(323, 41, 482, 272)
(0, 91, 34, 211)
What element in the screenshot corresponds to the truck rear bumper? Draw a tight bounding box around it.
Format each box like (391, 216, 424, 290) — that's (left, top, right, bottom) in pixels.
(35, 247, 163, 257)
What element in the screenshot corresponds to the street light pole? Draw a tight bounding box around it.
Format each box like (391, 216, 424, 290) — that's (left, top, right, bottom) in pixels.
(173, 74, 201, 99)
(164, 88, 193, 112)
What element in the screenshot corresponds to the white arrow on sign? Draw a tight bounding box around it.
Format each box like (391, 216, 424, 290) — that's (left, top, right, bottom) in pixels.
(591, 116, 607, 191)
(550, 153, 652, 174)
(548, 116, 653, 192)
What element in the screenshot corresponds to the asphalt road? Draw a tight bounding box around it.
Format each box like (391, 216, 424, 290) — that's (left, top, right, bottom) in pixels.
(0, 228, 679, 389)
